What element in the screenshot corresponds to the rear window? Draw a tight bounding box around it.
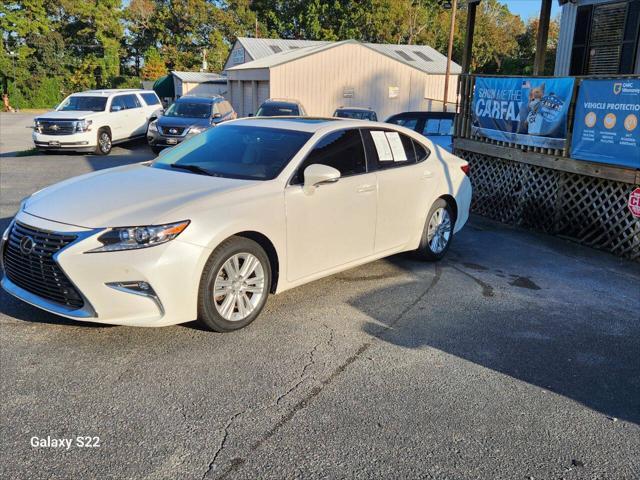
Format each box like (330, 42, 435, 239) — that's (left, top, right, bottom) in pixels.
(152, 125, 312, 180)
(387, 116, 418, 130)
(140, 93, 160, 106)
(257, 104, 300, 116)
(423, 118, 454, 136)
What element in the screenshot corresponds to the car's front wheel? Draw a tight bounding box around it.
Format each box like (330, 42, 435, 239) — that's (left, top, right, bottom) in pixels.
(415, 198, 454, 261)
(198, 236, 271, 332)
(95, 128, 112, 155)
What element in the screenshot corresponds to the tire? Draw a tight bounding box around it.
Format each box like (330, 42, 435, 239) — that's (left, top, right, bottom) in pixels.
(151, 146, 164, 155)
(198, 236, 272, 332)
(415, 198, 455, 261)
(95, 128, 112, 155)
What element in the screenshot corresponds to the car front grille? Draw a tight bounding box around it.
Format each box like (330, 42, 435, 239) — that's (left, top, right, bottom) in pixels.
(2, 222, 84, 309)
(159, 126, 186, 136)
(39, 120, 77, 135)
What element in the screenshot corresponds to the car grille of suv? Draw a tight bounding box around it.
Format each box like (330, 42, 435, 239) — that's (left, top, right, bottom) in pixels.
(2, 222, 84, 309)
(40, 120, 76, 135)
(159, 126, 186, 136)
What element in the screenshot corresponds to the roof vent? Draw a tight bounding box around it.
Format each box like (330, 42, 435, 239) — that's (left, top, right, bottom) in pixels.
(289, 46, 300, 49)
(269, 45, 283, 53)
(395, 50, 414, 61)
(413, 51, 432, 62)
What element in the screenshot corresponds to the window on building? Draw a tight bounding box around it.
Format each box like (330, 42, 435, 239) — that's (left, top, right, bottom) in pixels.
(269, 45, 283, 53)
(395, 50, 415, 61)
(293, 129, 366, 184)
(570, 0, 640, 75)
(413, 51, 432, 62)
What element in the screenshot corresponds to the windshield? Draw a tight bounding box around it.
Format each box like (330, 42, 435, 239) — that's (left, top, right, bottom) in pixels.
(165, 102, 212, 119)
(152, 125, 312, 180)
(58, 96, 107, 112)
(256, 104, 299, 117)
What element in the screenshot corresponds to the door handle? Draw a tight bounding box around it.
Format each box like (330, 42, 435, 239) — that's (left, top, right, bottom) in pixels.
(422, 170, 434, 179)
(356, 184, 375, 193)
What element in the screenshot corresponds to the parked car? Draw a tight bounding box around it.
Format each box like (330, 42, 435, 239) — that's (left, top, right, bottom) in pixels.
(255, 98, 307, 117)
(147, 95, 236, 154)
(32, 89, 163, 155)
(333, 107, 377, 121)
(386, 111, 456, 152)
(2, 118, 471, 332)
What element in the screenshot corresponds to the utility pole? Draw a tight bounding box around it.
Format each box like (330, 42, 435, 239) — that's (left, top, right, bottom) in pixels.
(443, 0, 458, 112)
(533, 0, 552, 75)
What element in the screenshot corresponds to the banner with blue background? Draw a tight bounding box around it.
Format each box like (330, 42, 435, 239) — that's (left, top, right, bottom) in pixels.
(472, 76, 575, 149)
(571, 79, 640, 168)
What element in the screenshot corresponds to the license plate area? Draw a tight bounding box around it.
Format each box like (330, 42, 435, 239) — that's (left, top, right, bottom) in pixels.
(166, 138, 178, 145)
(48, 141, 60, 147)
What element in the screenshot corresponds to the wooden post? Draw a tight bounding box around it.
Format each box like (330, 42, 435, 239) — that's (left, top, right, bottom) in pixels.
(461, 0, 479, 74)
(533, 0, 552, 76)
(443, 0, 458, 112)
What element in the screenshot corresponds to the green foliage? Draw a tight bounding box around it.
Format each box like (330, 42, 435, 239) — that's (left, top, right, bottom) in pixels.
(2, 0, 560, 108)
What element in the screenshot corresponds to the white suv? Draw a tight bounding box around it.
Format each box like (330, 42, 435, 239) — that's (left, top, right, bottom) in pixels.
(33, 89, 163, 155)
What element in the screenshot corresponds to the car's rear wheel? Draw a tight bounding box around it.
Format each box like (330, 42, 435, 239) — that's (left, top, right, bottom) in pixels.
(95, 128, 112, 155)
(198, 237, 271, 332)
(415, 198, 454, 261)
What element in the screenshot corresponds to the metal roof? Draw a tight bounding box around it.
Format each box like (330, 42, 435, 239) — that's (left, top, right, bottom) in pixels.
(171, 71, 226, 83)
(228, 38, 460, 75)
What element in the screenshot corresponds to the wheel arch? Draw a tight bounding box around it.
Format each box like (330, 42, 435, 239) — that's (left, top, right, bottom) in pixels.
(439, 194, 458, 228)
(234, 231, 280, 294)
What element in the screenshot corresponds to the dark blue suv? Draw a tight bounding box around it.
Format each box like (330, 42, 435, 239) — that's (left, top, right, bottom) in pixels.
(147, 96, 236, 153)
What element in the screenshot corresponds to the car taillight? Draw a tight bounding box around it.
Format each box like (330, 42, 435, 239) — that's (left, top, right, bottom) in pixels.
(461, 164, 470, 176)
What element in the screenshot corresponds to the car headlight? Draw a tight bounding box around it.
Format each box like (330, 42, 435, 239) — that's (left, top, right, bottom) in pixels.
(148, 120, 158, 132)
(75, 119, 92, 132)
(188, 126, 206, 135)
(20, 196, 30, 211)
(88, 220, 190, 252)
(34, 120, 42, 133)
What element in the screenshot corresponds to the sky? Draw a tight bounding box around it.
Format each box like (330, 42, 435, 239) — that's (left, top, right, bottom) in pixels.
(498, 0, 562, 20)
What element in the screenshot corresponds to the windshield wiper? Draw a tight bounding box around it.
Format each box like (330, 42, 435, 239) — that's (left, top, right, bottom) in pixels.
(170, 164, 218, 176)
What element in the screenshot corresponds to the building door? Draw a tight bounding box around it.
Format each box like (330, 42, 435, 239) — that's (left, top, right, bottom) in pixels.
(243, 82, 253, 117)
(257, 82, 269, 108)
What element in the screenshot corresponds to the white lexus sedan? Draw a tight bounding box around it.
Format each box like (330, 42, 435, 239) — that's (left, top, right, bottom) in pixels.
(1, 118, 471, 331)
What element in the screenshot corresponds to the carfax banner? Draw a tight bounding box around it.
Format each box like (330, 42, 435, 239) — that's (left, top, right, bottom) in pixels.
(570, 79, 640, 168)
(471, 76, 575, 149)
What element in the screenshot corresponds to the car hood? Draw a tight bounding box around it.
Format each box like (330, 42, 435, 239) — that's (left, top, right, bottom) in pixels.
(157, 116, 211, 128)
(36, 110, 103, 120)
(23, 164, 257, 228)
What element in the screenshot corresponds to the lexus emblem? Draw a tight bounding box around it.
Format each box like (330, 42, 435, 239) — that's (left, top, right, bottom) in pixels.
(20, 236, 35, 255)
(50, 124, 60, 131)
(169, 128, 177, 134)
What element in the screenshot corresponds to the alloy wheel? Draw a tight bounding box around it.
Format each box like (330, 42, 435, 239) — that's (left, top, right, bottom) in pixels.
(99, 132, 111, 153)
(427, 207, 452, 254)
(213, 253, 266, 322)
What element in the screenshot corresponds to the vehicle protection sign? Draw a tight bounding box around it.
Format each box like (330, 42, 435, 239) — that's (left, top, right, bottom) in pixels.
(471, 76, 575, 149)
(629, 188, 640, 218)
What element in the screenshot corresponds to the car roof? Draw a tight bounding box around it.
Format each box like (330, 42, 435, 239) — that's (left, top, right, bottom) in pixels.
(72, 89, 154, 97)
(335, 107, 373, 112)
(224, 117, 419, 136)
(388, 111, 456, 119)
(176, 96, 219, 104)
(261, 98, 302, 106)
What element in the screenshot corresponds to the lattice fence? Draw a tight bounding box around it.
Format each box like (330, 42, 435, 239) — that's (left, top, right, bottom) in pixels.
(457, 150, 640, 260)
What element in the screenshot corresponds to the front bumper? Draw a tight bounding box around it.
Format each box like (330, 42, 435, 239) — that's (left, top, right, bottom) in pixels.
(147, 128, 188, 148)
(33, 130, 96, 152)
(1, 212, 211, 327)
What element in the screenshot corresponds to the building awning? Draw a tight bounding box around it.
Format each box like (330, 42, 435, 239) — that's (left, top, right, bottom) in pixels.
(153, 75, 174, 98)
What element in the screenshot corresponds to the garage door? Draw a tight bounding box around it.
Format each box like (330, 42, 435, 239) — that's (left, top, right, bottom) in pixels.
(231, 80, 242, 117)
(258, 81, 270, 108)
(243, 82, 253, 117)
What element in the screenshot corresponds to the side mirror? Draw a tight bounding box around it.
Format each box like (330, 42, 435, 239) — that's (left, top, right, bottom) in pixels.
(247, 113, 254, 117)
(303, 164, 340, 194)
(111, 105, 122, 112)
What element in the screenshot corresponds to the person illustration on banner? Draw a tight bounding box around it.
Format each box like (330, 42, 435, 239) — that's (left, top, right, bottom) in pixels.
(526, 83, 545, 135)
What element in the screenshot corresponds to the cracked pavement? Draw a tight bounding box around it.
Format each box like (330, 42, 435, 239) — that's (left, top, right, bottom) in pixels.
(1, 114, 640, 479)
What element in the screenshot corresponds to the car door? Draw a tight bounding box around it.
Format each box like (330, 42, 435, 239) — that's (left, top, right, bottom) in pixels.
(362, 128, 431, 252)
(123, 94, 146, 136)
(109, 95, 129, 140)
(284, 128, 377, 282)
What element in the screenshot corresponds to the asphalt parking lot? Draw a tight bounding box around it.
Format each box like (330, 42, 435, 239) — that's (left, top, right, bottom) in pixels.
(1, 112, 639, 480)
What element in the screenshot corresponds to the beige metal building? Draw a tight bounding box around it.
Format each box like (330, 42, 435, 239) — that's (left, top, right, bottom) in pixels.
(172, 71, 228, 98)
(224, 39, 460, 120)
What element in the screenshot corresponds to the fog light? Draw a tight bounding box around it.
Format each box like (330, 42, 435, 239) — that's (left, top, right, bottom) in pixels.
(106, 281, 164, 315)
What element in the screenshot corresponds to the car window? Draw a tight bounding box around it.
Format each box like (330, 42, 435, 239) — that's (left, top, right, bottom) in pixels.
(140, 93, 160, 106)
(388, 116, 418, 130)
(165, 102, 211, 118)
(292, 129, 366, 184)
(212, 102, 221, 115)
(422, 118, 454, 136)
(412, 140, 430, 162)
(257, 104, 299, 116)
(110, 96, 127, 111)
(363, 129, 420, 170)
(152, 125, 312, 181)
(124, 94, 141, 109)
(224, 102, 233, 114)
(440, 118, 454, 135)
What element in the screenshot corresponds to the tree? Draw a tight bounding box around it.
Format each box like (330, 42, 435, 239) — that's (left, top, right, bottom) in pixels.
(140, 47, 167, 80)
